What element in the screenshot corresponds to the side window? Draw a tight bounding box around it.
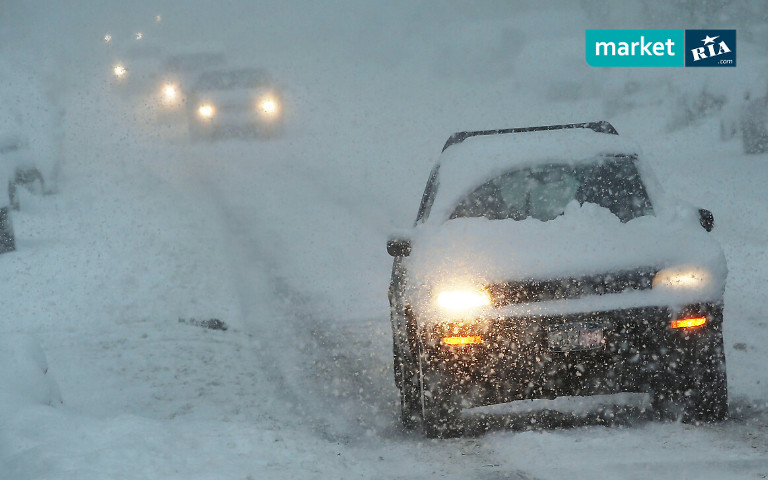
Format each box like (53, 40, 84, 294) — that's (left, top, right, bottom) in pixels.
(415, 165, 440, 224)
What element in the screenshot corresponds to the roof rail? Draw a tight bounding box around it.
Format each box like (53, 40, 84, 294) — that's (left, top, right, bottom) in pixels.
(441, 121, 618, 152)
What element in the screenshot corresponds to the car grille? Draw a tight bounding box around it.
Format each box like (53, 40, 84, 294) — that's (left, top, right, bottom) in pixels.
(486, 267, 657, 306)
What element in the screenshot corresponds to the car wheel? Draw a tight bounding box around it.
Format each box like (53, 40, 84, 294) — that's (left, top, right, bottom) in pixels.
(687, 328, 728, 422)
(8, 181, 19, 211)
(742, 127, 759, 154)
(651, 327, 728, 423)
(0, 206, 16, 254)
(396, 349, 421, 430)
(418, 343, 462, 438)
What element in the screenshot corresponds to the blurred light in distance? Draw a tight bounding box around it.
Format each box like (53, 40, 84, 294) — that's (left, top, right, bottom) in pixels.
(442, 336, 483, 346)
(156, 15, 162, 23)
(259, 97, 279, 115)
(104, 34, 112, 43)
(671, 317, 707, 329)
(113, 64, 126, 77)
(163, 84, 178, 100)
(198, 104, 215, 118)
(135, 32, 143, 40)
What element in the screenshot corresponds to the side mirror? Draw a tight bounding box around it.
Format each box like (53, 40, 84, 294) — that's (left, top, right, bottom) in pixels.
(698, 208, 714, 232)
(387, 237, 411, 257)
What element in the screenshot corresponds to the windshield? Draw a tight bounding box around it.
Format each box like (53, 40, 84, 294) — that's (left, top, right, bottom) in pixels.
(194, 69, 272, 90)
(449, 156, 653, 222)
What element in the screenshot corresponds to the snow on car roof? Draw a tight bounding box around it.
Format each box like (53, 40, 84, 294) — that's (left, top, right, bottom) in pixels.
(428, 127, 643, 223)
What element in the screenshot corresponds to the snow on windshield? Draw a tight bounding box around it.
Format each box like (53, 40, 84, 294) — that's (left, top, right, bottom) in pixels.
(426, 128, 643, 223)
(449, 155, 653, 223)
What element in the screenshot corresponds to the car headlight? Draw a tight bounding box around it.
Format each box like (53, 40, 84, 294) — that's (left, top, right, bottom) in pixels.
(197, 104, 215, 119)
(436, 289, 491, 310)
(162, 83, 179, 101)
(652, 266, 711, 290)
(258, 96, 280, 116)
(113, 64, 127, 78)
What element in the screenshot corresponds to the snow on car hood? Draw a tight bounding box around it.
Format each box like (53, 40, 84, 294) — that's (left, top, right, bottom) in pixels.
(405, 201, 727, 309)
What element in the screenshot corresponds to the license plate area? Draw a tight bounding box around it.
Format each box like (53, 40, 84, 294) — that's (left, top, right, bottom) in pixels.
(546, 321, 605, 352)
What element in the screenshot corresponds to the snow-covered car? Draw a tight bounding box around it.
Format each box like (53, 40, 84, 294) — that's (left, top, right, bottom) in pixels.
(186, 67, 283, 140)
(387, 122, 728, 438)
(152, 49, 228, 118)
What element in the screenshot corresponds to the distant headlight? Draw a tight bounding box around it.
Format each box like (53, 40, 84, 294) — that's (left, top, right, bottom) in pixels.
(436, 289, 491, 310)
(162, 84, 179, 101)
(113, 64, 127, 78)
(653, 267, 711, 290)
(258, 96, 280, 115)
(197, 104, 215, 119)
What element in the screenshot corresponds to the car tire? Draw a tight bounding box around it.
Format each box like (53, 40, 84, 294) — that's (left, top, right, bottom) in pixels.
(8, 181, 18, 211)
(651, 327, 728, 423)
(396, 349, 421, 430)
(687, 328, 728, 422)
(0, 206, 16, 254)
(742, 126, 761, 154)
(418, 343, 462, 438)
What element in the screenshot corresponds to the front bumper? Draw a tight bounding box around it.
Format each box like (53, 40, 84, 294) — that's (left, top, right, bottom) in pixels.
(418, 303, 723, 408)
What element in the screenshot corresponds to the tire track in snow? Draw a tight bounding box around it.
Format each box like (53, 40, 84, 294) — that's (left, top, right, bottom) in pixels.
(189, 149, 539, 480)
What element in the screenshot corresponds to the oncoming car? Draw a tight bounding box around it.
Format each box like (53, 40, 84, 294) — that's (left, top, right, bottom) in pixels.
(387, 122, 728, 438)
(187, 67, 283, 140)
(153, 50, 228, 115)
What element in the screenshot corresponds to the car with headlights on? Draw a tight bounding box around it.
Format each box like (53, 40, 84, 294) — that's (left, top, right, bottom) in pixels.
(387, 122, 728, 438)
(187, 67, 283, 140)
(152, 49, 228, 120)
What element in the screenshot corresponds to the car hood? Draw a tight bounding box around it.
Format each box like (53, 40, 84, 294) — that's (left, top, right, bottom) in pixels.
(405, 201, 727, 307)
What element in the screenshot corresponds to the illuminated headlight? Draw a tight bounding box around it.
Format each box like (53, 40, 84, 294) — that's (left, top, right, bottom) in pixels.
(653, 266, 711, 290)
(197, 104, 215, 119)
(162, 84, 179, 101)
(258, 96, 280, 115)
(113, 64, 127, 78)
(436, 289, 491, 310)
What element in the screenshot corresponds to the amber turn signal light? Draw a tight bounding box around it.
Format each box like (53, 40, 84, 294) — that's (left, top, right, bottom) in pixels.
(670, 317, 707, 329)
